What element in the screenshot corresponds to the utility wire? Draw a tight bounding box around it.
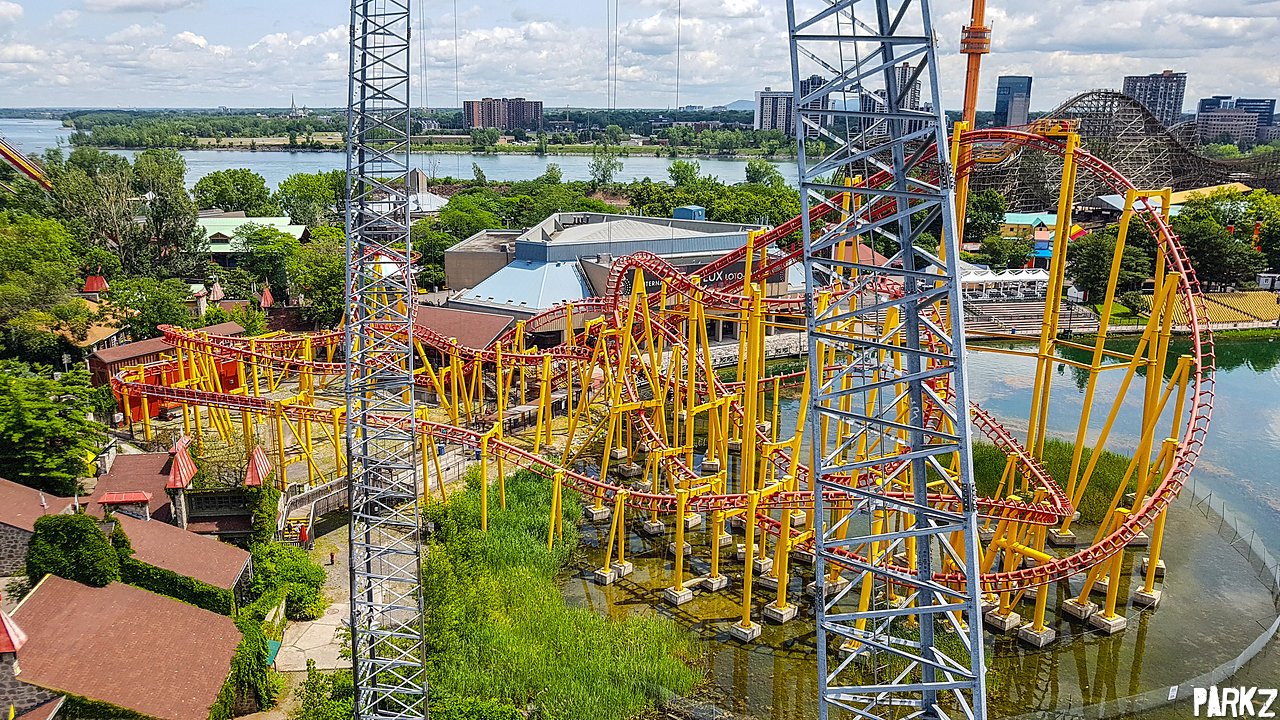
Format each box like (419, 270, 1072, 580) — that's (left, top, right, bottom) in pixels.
(674, 0, 682, 109)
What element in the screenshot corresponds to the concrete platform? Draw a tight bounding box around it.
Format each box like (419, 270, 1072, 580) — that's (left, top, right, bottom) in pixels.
(700, 459, 722, 474)
(704, 575, 729, 592)
(617, 462, 642, 479)
(752, 557, 774, 574)
(609, 447, 629, 460)
(1017, 623, 1057, 648)
(764, 601, 798, 624)
(756, 574, 779, 590)
(716, 532, 734, 547)
(1089, 576, 1112, 596)
(1048, 529, 1079, 547)
(806, 576, 850, 599)
(789, 511, 806, 527)
(791, 549, 815, 565)
(668, 541, 692, 556)
(683, 513, 704, 531)
(593, 568, 617, 586)
(1132, 588, 1162, 609)
(1140, 556, 1167, 578)
(584, 506, 610, 522)
(1127, 530, 1151, 548)
(640, 519, 666, 536)
(728, 621, 762, 642)
(663, 586, 694, 606)
(1061, 598, 1098, 621)
(984, 610, 1022, 633)
(1088, 612, 1127, 634)
(612, 560, 634, 577)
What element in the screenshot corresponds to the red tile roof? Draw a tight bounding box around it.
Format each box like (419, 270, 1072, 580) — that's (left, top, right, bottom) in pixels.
(0, 602, 28, 652)
(86, 322, 244, 366)
(15, 698, 63, 720)
(184, 515, 253, 535)
(13, 577, 241, 720)
(82, 275, 109, 293)
(244, 446, 271, 487)
(414, 304, 514, 350)
(114, 515, 250, 590)
(0, 478, 73, 533)
(97, 491, 152, 505)
(91, 454, 172, 523)
(167, 436, 198, 490)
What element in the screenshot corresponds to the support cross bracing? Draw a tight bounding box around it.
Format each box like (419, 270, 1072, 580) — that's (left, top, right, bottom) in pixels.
(787, 1, 988, 719)
(344, 1, 428, 719)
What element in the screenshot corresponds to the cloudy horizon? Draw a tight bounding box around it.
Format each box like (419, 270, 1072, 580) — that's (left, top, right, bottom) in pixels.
(0, 0, 1276, 113)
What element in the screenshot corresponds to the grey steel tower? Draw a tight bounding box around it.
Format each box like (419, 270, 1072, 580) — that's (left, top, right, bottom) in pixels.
(344, 1, 428, 718)
(787, 0, 988, 718)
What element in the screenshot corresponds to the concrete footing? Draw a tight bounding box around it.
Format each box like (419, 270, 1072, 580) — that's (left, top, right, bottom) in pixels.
(1127, 530, 1151, 548)
(752, 557, 774, 574)
(728, 516, 745, 531)
(1089, 577, 1111, 596)
(683, 513, 704, 531)
(704, 575, 729, 592)
(1047, 529, 1079, 547)
(806, 576, 850, 599)
(593, 568, 617, 586)
(1088, 612, 1127, 634)
(756, 574, 779, 590)
(617, 462, 642, 479)
(978, 527, 996, 542)
(612, 560, 634, 578)
(1061, 598, 1098, 621)
(791, 549, 815, 565)
(1017, 623, 1057, 648)
(609, 447, 629, 461)
(584, 506, 610, 522)
(668, 541, 691, 556)
(764, 601, 798, 624)
(663, 586, 694, 606)
(1132, 588, 1162, 609)
(789, 511, 806, 527)
(700, 459, 721, 474)
(984, 610, 1022, 633)
(1140, 556, 1166, 578)
(727, 440, 742, 453)
(716, 533, 734, 547)
(640, 520, 666, 536)
(728, 621, 762, 642)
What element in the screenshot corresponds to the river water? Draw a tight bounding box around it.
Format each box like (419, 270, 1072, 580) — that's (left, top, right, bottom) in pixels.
(0, 118, 800, 188)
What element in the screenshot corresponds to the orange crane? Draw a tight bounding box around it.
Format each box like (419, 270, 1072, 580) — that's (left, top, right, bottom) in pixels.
(954, 0, 992, 238)
(0, 135, 53, 192)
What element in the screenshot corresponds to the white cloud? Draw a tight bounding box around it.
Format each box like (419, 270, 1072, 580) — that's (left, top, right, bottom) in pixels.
(83, 0, 199, 12)
(52, 9, 80, 26)
(104, 22, 164, 44)
(0, 1, 22, 24)
(173, 30, 206, 48)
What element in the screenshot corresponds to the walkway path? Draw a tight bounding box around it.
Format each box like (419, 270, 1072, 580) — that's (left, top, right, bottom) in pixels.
(274, 518, 350, 672)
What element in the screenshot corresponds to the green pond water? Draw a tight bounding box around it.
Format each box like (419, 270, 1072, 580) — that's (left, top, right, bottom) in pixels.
(559, 336, 1280, 719)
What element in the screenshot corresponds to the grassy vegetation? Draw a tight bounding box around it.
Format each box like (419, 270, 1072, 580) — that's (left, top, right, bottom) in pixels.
(417, 468, 702, 720)
(971, 438, 1135, 523)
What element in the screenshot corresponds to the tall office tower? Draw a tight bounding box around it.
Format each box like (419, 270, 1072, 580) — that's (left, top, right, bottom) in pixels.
(797, 74, 829, 137)
(1122, 70, 1187, 127)
(994, 75, 1033, 126)
(754, 87, 795, 136)
(895, 62, 922, 110)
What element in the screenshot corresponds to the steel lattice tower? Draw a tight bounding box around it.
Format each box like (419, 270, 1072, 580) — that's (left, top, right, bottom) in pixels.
(787, 0, 988, 718)
(344, 1, 428, 718)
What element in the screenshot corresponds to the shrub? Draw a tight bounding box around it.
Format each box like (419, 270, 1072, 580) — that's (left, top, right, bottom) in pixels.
(249, 542, 327, 620)
(27, 513, 120, 587)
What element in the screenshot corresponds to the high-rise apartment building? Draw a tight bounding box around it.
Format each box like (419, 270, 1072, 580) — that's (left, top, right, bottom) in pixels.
(1122, 70, 1187, 127)
(1197, 96, 1275, 131)
(463, 97, 544, 130)
(893, 62, 922, 110)
(994, 75, 1033, 127)
(754, 87, 794, 137)
(797, 74, 829, 138)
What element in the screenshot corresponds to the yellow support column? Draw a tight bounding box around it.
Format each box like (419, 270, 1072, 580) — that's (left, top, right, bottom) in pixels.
(730, 490, 763, 642)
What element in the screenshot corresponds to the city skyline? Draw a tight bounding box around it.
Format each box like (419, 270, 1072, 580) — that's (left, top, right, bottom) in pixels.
(0, 0, 1276, 111)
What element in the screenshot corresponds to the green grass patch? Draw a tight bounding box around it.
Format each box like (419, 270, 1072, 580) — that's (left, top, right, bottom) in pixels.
(417, 468, 702, 720)
(971, 438, 1135, 524)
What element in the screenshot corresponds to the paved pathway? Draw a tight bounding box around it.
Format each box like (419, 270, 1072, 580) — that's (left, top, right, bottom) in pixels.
(274, 521, 351, 672)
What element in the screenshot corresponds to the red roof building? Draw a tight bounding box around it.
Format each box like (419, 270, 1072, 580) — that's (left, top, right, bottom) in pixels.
(12, 577, 242, 720)
(85, 321, 244, 386)
(114, 514, 251, 592)
(0, 479, 74, 576)
(90, 453, 174, 523)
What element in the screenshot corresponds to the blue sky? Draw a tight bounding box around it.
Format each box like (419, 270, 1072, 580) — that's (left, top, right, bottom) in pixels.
(0, 0, 1276, 111)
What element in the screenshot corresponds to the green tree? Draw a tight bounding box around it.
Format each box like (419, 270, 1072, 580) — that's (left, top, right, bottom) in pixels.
(975, 234, 1032, 271)
(106, 277, 192, 339)
(234, 223, 302, 300)
(588, 144, 623, 189)
(668, 159, 702, 188)
(964, 189, 1008, 247)
(194, 169, 279, 215)
(744, 158, 785, 188)
(435, 194, 501, 241)
(276, 170, 345, 227)
(1174, 216, 1266, 289)
(288, 226, 346, 327)
(27, 513, 121, 587)
(0, 363, 104, 496)
(1066, 230, 1152, 300)
(602, 124, 626, 144)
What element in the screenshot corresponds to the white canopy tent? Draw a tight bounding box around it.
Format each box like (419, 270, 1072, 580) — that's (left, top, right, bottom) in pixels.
(961, 266, 1050, 299)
